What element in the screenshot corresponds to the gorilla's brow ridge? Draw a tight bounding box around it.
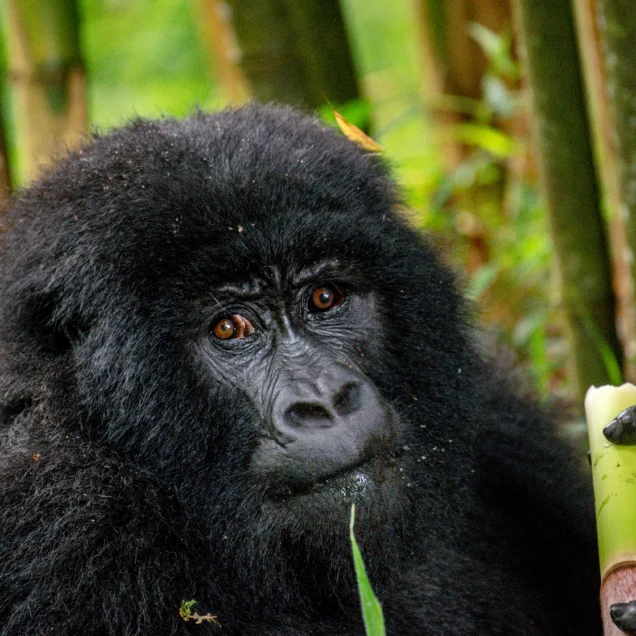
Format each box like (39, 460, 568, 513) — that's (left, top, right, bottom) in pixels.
(216, 260, 343, 299)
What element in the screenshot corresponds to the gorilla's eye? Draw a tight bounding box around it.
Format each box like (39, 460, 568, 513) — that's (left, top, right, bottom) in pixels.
(213, 315, 254, 340)
(310, 285, 345, 312)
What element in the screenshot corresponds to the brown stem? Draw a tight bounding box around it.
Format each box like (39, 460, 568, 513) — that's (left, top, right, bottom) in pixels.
(602, 566, 636, 635)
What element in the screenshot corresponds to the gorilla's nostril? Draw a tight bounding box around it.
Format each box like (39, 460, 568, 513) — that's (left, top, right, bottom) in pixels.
(284, 402, 333, 429)
(333, 382, 361, 416)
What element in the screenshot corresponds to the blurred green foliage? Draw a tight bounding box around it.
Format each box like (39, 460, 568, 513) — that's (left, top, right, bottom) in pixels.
(79, 0, 217, 127)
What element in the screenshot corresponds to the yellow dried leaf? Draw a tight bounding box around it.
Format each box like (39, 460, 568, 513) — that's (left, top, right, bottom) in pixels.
(334, 111, 383, 153)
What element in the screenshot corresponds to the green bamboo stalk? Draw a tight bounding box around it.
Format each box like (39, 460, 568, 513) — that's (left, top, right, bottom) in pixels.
(514, 0, 622, 399)
(586, 384, 636, 577)
(2, 0, 86, 182)
(0, 26, 12, 202)
(284, 0, 359, 106)
(224, 0, 360, 109)
(586, 384, 636, 634)
(597, 0, 636, 377)
(572, 0, 636, 383)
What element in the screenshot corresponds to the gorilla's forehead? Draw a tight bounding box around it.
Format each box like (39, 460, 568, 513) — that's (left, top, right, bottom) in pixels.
(35, 107, 398, 270)
(50, 113, 401, 280)
(74, 105, 395, 224)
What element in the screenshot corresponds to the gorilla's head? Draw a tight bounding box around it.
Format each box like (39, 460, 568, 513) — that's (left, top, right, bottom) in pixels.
(0, 105, 477, 596)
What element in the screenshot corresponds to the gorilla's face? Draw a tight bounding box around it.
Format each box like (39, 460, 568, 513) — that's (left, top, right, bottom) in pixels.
(121, 217, 416, 547)
(194, 256, 402, 526)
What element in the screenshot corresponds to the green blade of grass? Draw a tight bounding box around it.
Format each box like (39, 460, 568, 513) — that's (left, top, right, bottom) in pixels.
(350, 504, 386, 636)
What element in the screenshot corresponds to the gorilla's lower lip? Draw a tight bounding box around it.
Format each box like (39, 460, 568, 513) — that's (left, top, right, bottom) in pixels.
(270, 455, 399, 501)
(309, 460, 369, 492)
(309, 465, 377, 501)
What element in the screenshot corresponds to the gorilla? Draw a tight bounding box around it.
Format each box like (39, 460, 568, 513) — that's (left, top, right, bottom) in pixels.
(0, 105, 600, 635)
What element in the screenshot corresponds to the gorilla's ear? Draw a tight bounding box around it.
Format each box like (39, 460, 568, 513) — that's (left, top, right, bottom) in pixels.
(18, 292, 86, 354)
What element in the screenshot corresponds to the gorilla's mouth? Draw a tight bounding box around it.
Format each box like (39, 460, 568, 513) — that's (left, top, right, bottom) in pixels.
(312, 454, 399, 491)
(268, 453, 402, 503)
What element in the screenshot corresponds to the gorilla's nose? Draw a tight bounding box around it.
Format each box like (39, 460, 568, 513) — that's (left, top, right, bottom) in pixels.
(282, 381, 362, 429)
(249, 363, 396, 490)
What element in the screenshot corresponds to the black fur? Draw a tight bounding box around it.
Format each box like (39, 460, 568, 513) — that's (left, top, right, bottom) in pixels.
(0, 105, 599, 635)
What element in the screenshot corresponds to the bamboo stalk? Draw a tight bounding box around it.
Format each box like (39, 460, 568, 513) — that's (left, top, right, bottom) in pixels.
(223, 0, 360, 108)
(572, 0, 636, 384)
(3, 0, 86, 182)
(586, 384, 636, 634)
(596, 2, 636, 380)
(514, 0, 622, 399)
(196, 0, 250, 104)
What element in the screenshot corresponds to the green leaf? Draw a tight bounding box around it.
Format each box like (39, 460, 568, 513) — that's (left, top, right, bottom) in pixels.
(468, 263, 499, 300)
(577, 299, 624, 386)
(350, 505, 385, 636)
(467, 23, 518, 79)
(450, 123, 515, 158)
